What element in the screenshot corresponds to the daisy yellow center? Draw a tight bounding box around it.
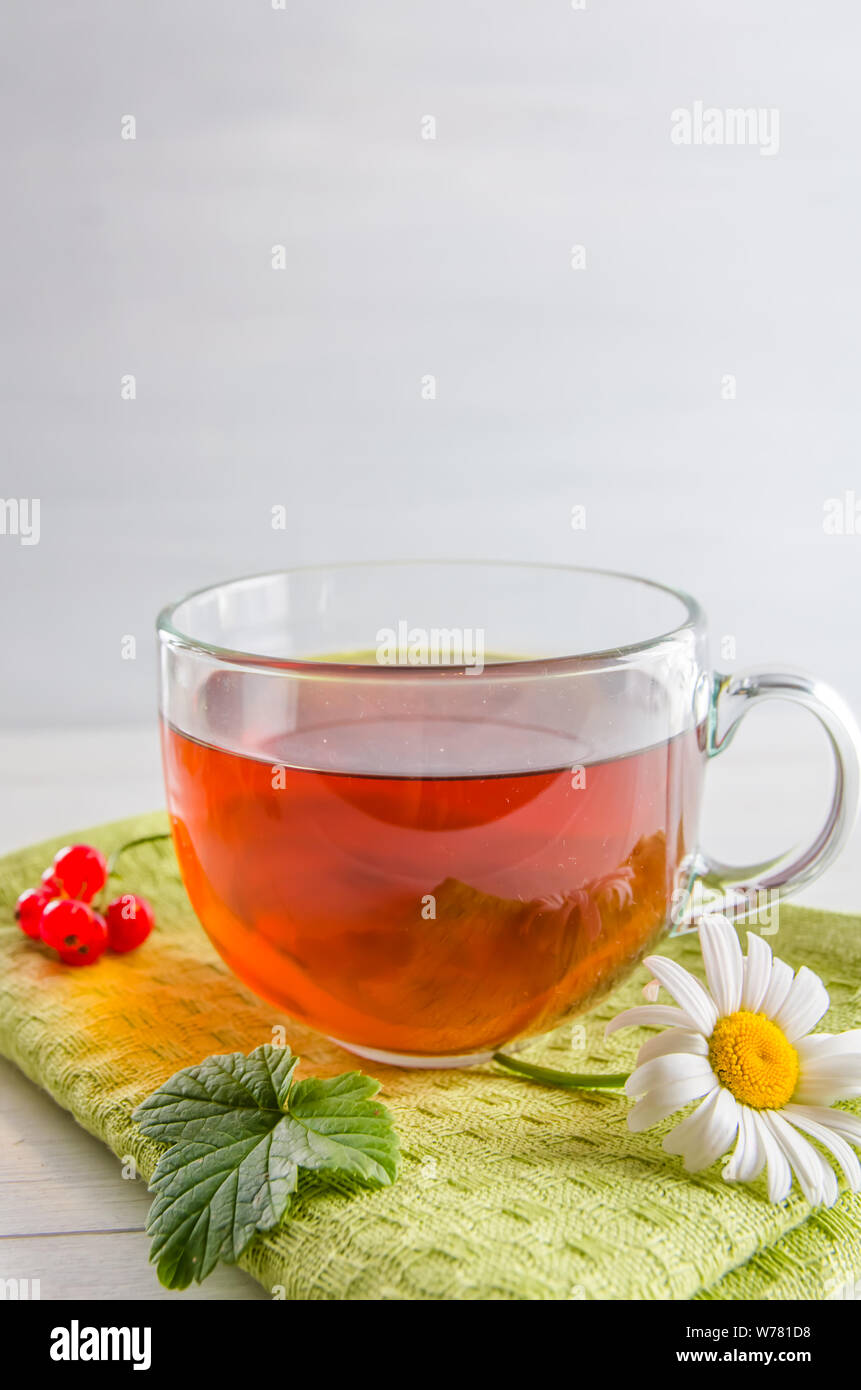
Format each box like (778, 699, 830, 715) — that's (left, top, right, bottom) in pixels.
(708, 1010, 799, 1110)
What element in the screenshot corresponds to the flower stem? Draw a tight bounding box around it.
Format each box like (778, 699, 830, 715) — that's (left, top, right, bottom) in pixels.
(492, 1052, 629, 1091)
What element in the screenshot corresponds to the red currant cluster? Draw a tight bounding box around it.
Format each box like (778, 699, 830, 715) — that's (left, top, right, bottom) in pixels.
(15, 842, 154, 967)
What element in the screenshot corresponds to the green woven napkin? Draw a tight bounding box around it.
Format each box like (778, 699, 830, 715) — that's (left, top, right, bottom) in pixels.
(2, 813, 860, 1301)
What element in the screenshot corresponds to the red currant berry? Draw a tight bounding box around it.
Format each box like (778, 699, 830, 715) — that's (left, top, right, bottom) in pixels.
(41, 867, 63, 895)
(40, 899, 108, 965)
(15, 887, 56, 939)
(50, 844, 108, 904)
(105, 894, 155, 952)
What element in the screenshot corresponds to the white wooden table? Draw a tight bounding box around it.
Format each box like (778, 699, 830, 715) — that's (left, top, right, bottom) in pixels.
(1, 719, 859, 1300)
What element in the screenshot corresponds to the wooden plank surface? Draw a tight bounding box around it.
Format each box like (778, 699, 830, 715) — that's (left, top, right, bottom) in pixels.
(0, 1060, 267, 1300)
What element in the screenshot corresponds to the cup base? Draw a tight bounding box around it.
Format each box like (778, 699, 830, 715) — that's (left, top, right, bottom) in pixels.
(327, 1037, 495, 1069)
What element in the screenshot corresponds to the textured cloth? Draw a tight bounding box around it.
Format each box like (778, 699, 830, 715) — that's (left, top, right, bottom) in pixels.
(1, 812, 860, 1301)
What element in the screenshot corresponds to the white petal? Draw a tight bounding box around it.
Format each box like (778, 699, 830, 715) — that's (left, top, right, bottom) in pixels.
(765, 1110, 836, 1205)
(793, 1054, 861, 1106)
(773, 966, 830, 1042)
(664, 1086, 740, 1171)
(627, 1075, 718, 1132)
(724, 1105, 766, 1183)
(806, 1146, 839, 1207)
(722, 1112, 749, 1183)
(641, 955, 718, 1036)
(788, 1105, 861, 1149)
(753, 1112, 793, 1202)
(741, 932, 774, 1013)
(626, 1052, 716, 1099)
(634, 1030, 709, 1065)
(820, 1152, 839, 1205)
(782, 1107, 861, 1191)
(796, 1030, 861, 1063)
(794, 1036, 861, 1104)
(663, 1089, 721, 1156)
(605, 1005, 699, 1037)
(682, 1088, 741, 1171)
(698, 914, 743, 1015)
(812, 1146, 839, 1205)
(759, 955, 795, 1019)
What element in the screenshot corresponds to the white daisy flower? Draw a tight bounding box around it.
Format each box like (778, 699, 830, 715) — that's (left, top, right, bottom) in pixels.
(605, 915, 861, 1205)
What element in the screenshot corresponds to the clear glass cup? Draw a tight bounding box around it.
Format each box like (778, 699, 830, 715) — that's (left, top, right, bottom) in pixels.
(157, 561, 861, 1067)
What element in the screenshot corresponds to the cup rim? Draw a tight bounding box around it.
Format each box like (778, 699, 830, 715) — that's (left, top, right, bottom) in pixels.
(156, 559, 705, 676)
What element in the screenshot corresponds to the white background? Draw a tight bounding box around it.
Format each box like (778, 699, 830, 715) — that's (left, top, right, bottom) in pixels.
(2, 0, 861, 730)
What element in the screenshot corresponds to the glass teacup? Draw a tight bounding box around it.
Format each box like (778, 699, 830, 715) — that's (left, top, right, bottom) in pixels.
(157, 562, 860, 1067)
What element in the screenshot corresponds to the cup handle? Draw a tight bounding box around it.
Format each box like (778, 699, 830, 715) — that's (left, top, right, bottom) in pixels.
(691, 669, 861, 921)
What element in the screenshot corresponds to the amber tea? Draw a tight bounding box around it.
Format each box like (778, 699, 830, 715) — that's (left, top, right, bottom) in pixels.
(163, 713, 705, 1060)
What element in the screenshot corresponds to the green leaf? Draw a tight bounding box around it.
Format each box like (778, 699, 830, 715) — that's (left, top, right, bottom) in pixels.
(132, 1044, 399, 1289)
(133, 1043, 299, 1144)
(283, 1072, 400, 1185)
(145, 1131, 300, 1287)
